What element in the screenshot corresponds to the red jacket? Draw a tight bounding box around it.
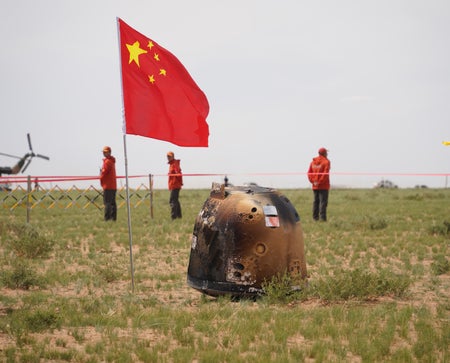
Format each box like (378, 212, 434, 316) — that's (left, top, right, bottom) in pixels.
(168, 159, 183, 190)
(100, 156, 117, 190)
(308, 155, 330, 190)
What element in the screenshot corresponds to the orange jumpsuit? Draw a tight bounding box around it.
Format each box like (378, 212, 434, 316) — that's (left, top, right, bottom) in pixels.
(168, 158, 183, 219)
(308, 154, 330, 221)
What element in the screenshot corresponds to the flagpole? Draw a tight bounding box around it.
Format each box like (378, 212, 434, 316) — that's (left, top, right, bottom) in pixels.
(117, 17, 135, 292)
(123, 134, 135, 292)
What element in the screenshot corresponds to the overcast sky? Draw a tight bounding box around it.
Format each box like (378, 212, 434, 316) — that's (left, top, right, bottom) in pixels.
(1, 0, 449, 189)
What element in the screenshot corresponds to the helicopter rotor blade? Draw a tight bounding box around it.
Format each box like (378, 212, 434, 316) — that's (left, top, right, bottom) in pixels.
(0, 152, 22, 159)
(27, 133, 34, 153)
(36, 154, 50, 161)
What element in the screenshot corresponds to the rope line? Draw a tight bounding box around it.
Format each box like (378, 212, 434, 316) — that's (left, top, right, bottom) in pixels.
(2, 171, 449, 184)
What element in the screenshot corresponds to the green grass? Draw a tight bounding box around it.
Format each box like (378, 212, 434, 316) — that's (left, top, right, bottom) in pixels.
(0, 188, 449, 362)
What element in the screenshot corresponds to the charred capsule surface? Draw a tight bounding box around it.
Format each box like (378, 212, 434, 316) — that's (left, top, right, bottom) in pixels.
(187, 183, 307, 297)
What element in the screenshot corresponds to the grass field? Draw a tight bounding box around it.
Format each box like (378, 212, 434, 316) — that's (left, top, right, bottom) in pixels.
(0, 187, 449, 362)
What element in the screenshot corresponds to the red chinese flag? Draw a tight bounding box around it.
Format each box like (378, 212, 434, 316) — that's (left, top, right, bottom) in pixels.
(118, 18, 210, 147)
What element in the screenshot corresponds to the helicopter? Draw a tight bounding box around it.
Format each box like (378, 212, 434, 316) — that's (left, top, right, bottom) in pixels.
(0, 133, 50, 177)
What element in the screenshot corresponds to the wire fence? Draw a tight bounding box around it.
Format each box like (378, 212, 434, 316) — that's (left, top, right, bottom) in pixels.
(1, 183, 152, 211)
(1, 171, 449, 213)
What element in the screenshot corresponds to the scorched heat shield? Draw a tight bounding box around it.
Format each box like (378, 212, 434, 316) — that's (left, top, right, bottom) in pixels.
(187, 183, 307, 297)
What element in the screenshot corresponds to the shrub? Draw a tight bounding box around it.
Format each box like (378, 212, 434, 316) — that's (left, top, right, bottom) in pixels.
(1, 259, 44, 290)
(6, 308, 61, 341)
(23, 309, 61, 332)
(428, 221, 450, 236)
(261, 272, 306, 304)
(368, 217, 388, 230)
(431, 255, 449, 275)
(310, 268, 410, 303)
(2, 222, 53, 258)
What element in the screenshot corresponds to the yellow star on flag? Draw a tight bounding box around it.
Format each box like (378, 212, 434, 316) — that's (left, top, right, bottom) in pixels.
(159, 69, 167, 76)
(148, 75, 155, 84)
(126, 41, 147, 67)
(147, 41, 154, 50)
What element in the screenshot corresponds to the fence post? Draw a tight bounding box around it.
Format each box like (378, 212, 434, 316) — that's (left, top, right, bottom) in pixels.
(149, 174, 154, 219)
(26, 175, 31, 223)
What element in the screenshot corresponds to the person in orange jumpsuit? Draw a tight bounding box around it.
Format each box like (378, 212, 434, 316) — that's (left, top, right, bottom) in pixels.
(308, 147, 331, 221)
(100, 146, 117, 221)
(167, 151, 183, 220)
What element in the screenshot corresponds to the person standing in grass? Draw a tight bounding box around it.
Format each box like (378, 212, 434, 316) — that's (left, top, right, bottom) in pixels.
(100, 146, 117, 221)
(308, 147, 331, 222)
(167, 151, 183, 220)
